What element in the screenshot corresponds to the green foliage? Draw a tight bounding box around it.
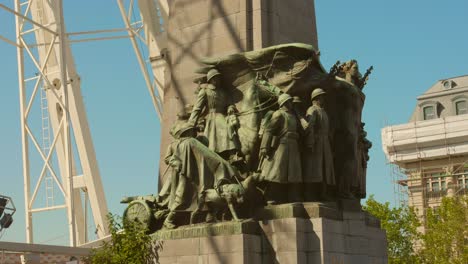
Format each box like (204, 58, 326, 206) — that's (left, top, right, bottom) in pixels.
(420, 196, 468, 264)
(365, 195, 468, 264)
(363, 195, 421, 264)
(83, 213, 156, 264)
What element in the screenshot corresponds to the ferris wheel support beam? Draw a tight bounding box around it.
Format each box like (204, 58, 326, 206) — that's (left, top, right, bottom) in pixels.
(116, 0, 172, 119)
(14, 0, 32, 244)
(8, 0, 110, 246)
(0, 3, 56, 35)
(137, 0, 169, 103)
(3, 0, 171, 246)
(117, 0, 163, 119)
(57, 0, 77, 247)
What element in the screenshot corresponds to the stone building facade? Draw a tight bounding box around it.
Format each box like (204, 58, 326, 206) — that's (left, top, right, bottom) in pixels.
(382, 75, 468, 231)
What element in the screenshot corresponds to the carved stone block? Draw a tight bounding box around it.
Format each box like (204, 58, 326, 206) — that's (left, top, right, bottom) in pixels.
(151, 203, 388, 264)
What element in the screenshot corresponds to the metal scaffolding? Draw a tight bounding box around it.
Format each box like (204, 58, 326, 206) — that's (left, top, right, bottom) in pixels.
(385, 117, 468, 226)
(0, 0, 169, 246)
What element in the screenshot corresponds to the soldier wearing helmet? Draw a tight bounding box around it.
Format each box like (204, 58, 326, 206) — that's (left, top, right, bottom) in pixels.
(302, 88, 335, 201)
(259, 93, 303, 204)
(188, 68, 241, 161)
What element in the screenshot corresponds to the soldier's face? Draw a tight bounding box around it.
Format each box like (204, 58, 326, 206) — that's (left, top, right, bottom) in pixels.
(314, 96, 324, 107)
(284, 101, 293, 109)
(210, 76, 220, 87)
(350, 64, 359, 76)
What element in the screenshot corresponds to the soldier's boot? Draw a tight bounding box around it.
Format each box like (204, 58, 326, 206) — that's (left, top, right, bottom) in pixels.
(163, 211, 176, 229)
(206, 211, 217, 223)
(190, 209, 200, 225)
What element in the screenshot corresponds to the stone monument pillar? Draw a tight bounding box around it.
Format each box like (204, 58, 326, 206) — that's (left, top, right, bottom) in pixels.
(159, 0, 319, 182)
(121, 2, 391, 263)
(152, 203, 388, 264)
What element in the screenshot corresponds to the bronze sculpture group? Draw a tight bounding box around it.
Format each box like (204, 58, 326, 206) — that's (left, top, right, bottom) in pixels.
(122, 43, 373, 232)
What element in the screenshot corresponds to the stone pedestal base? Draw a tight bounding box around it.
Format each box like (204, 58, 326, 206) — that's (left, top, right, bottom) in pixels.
(152, 202, 388, 264)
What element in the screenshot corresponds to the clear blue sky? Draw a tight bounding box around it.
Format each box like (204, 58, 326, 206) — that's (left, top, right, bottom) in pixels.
(0, 1, 467, 245)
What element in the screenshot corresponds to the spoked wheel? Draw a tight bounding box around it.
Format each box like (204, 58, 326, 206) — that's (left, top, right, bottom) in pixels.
(123, 200, 153, 231)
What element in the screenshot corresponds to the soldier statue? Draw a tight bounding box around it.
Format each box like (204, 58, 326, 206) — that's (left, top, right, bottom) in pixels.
(122, 44, 375, 233)
(161, 122, 239, 228)
(188, 69, 241, 162)
(161, 123, 197, 229)
(259, 93, 302, 204)
(302, 88, 335, 201)
(355, 123, 372, 198)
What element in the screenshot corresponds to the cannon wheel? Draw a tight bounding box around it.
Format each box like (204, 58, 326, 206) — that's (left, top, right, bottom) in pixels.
(123, 200, 153, 230)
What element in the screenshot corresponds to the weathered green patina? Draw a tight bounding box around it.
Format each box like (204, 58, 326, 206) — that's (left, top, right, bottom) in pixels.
(122, 43, 373, 233)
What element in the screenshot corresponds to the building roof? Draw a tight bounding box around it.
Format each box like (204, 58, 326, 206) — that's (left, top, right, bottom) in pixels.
(409, 75, 468, 122)
(418, 75, 468, 99)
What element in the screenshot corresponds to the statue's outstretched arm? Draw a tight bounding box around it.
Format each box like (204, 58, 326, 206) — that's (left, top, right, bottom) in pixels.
(164, 142, 175, 165)
(256, 79, 282, 96)
(188, 88, 207, 126)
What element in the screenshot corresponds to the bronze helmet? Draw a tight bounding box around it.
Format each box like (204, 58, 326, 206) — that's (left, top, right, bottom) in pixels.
(206, 69, 221, 82)
(278, 93, 293, 107)
(310, 88, 326, 101)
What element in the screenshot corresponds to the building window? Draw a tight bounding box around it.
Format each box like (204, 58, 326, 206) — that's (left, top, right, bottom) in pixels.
(425, 172, 447, 194)
(441, 180, 447, 190)
(455, 100, 467, 115)
(443, 80, 453, 89)
(423, 106, 436, 120)
(457, 170, 468, 189)
(458, 178, 466, 188)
